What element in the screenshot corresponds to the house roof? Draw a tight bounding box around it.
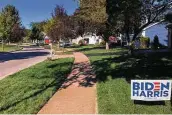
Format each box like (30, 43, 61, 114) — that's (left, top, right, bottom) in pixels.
(143, 21, 165, 30)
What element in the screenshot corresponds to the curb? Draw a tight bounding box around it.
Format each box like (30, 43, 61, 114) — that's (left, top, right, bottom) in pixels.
(0, 56, 47, 81)
(95, 83, 98, 114)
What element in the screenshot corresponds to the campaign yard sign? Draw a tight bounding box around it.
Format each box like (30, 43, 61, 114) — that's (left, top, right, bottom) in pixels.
(131, 80, 172, 101)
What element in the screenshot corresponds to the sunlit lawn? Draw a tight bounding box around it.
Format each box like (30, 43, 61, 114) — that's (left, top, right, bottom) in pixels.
(76, 45, 172, 114)
(0, 58, 74, 114)
(0, 44, 22, 52)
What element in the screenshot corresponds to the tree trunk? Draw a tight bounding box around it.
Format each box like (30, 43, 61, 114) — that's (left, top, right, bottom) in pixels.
(125, 29, 130, 44)
(2, 39, 4, 51)
(57, 41, 60, 49)
(106, 42, 109, 50)
(17, 42, 20, 49)
(132, 34, 137, 42)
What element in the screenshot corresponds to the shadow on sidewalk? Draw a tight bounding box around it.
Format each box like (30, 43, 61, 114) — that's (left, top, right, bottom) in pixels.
(61, 61, 96, 89)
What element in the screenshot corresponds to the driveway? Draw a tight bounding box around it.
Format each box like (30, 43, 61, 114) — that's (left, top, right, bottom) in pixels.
(0, 46, 50, 80)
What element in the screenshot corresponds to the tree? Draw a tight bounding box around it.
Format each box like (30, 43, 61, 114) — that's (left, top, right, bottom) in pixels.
(43, 18, 60, 43)
(107, 0, 172, 42)
(165, 12, 172, 22)
(0, 14, 6, 51)
(11, 24, 25, 43)
(30, 26, 44, 44)
(75, 0, 108, 49)
(30, 21, 47, 32)
(1, 5, 21, 42)
(153, 35, 160, 49)
(76, 0, 172, 49)
(0, 5, 22, 50)
(43, 5, 75, 48)
(23, 29, 31, 43)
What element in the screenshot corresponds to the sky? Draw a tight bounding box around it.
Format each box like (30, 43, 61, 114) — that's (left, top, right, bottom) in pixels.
(0, 0, 78, 28)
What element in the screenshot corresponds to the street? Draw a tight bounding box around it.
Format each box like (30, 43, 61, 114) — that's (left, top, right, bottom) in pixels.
(0, 46, 50, 80)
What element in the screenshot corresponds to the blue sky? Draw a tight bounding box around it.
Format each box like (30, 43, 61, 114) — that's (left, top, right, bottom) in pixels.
(0, 0, 78, 28)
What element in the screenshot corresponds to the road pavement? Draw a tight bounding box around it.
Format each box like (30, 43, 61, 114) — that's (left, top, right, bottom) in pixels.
(0, 46, 50, 80)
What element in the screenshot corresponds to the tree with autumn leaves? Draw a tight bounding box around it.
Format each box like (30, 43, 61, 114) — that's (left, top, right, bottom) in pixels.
(75, 0, 172, 49)
(0, 5, 26, 50)
(43, 5, 76, 48)
(41, 0, 172, 50)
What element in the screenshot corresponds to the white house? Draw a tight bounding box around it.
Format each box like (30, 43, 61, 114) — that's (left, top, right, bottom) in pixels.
(141, 22, 168, 46)
(72, 33, 103, 45)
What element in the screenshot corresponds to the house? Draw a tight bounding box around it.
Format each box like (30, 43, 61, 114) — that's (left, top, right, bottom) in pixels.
(44, 36, 50, 44)
(72, 33, 103, 45)
(141, 22, 168, 46)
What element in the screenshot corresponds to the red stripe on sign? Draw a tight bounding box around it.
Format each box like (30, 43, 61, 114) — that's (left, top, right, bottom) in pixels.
(155, 86, 160, 88)
(154, 89, 160, 91)
(154, 82, 160, 85)
(154, 88, 160, 90)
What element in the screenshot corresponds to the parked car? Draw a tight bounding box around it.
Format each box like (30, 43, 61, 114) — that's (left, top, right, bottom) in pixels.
(59, 42, 72, 47)
(59, 42, 64, 47)
(64, 42, 72, 47)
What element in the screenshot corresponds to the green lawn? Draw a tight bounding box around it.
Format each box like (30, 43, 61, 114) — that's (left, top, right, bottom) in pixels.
(77, 45, 172, 114)
(0, 44, 22, 52)
(0, 58, 74, 114)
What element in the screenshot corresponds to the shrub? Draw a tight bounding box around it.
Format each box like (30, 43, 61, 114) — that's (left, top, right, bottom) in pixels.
(47, 57, 53, 61)
(72, 43, 77, 46)
(140, 36, 150, 49)
(95, 42, 100, 46)
(100, 40, 106, 46)
(78, 39, 85, 46)
(130, 41, 135, 49)
(152, 35, 160, 49)
(44, 45, 51, 49)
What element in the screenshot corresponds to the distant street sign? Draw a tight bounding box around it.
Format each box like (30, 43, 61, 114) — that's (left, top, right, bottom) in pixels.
(131, 80, 172, 101)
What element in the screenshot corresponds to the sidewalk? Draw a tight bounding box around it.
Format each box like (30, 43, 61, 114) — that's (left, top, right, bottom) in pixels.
(38, 52, 97, 114)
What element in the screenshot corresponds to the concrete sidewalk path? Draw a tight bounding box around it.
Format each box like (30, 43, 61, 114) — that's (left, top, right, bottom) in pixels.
(38, 52, 97, 114)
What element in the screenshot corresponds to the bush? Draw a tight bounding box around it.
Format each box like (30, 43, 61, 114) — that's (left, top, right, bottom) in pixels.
(140, 36, 150, 49)
(100, 40, 106, 46)
(44, 45, 51, 49)
(95, 42, 100, 46)
(152, 35, 160, 49)
(130, 41, 135, 49)
(78, 39, 85, 46)
(72, 43, 77, 46)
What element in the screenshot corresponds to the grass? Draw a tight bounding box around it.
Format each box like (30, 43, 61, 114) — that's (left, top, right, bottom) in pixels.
(0, 58, 74, 114)
(75, 45, 172, 114)
(44, 44, 73, 55)
(0, 44, 22, 52)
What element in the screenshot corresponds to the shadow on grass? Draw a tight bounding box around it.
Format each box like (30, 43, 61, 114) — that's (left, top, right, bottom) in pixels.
(93, 52, 172, 82)
(134, 100, 165, 106)
(91, 50, 172, 106)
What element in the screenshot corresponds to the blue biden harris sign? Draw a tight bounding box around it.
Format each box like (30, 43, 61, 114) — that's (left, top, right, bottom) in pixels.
(131, 80, 171, 101)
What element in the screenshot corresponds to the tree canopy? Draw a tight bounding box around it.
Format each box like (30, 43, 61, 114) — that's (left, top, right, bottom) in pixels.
(43, 5, 76, 43)
(107, 0, 172, 41)
(0, 5, 24, 43)
(76, 0, 172, 43)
